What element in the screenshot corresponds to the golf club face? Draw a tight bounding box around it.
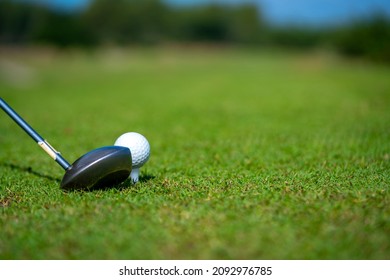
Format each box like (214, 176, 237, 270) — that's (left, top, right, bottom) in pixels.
(61, 146, 132, 191)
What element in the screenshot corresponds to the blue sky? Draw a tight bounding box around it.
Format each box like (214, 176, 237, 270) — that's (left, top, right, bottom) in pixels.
(23, 0, 390, 26)
(258, 0, 390, 26)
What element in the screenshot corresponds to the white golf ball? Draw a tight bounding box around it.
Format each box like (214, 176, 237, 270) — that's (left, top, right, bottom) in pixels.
(114, 132, 150, 183)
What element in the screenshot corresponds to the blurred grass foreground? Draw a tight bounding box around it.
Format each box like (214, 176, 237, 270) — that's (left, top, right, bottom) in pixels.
(0, 0, 389, 260)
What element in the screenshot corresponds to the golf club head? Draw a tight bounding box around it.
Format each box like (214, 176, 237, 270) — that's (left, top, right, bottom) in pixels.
(61, 146, 132, 191)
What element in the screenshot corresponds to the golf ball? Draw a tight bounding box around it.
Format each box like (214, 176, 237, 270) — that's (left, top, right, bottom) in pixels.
(114, 132, 150, 168)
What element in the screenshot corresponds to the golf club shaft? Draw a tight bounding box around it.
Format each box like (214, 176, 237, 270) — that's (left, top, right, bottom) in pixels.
(0, 98, 71, 170)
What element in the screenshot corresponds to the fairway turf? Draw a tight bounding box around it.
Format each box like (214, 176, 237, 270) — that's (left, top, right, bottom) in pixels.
(0, 47, 389, 259)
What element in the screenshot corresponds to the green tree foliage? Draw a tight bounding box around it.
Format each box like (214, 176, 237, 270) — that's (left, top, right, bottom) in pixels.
(333, 15, 390, 63)
(82, 0, 168, 44)
(0, 0, 45, 43)
(0, 0, 94, 46)
(266, 27, 325, 49)
(168, 4, 262, 43)
(0, 0, 262, 46)
(0, 0, 390, 63)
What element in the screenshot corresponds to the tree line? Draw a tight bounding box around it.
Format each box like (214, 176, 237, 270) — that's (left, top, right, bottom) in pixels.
(1, 0, 389, 63)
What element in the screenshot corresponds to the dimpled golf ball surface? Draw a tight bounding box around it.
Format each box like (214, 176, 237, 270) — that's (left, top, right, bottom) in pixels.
(114, 132, 150, 168)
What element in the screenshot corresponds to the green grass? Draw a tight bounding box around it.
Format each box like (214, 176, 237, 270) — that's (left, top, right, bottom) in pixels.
(0, 47, 389, 259)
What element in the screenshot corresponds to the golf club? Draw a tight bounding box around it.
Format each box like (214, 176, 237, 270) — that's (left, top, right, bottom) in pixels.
(0, 98, 132, 190)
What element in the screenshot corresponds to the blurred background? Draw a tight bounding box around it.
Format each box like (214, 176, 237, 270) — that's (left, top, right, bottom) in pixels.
(1, 1, 390, 261)
(0, 0, 389, 63)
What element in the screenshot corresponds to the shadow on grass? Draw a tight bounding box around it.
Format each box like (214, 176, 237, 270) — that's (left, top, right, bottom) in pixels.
(61, 172, 156, 193)
(1, 163, 155, 193)
(138, 173, 156, 183)
(1, 163, 61, 183)
(88, 173, 156, 192)
(93, 172, 156, 192)
(60, 172, 155, 193)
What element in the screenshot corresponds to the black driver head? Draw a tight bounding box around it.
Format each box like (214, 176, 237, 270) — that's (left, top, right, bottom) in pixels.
(60, 146, 132, 191)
